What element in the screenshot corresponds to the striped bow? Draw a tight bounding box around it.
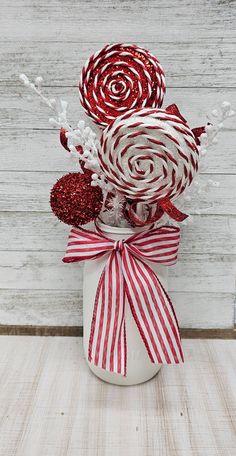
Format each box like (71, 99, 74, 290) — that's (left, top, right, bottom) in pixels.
(63, 225, 183, 376)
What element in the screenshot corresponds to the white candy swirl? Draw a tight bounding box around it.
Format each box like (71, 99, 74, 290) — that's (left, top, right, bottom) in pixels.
(99, 108, 199, 203)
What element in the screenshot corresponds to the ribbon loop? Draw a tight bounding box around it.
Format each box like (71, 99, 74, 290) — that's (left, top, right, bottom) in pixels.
(63, 225, 183, 376)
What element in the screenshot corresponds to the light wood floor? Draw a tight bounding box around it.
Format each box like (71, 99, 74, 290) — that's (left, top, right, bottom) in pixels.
(0, 337, 235, 456)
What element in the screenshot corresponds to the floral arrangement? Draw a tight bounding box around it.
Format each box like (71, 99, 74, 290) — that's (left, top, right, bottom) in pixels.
(20, 44, 234, 378)
(20, 43, 234, 229)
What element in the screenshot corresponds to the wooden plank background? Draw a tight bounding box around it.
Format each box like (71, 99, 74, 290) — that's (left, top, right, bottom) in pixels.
(0, 0, 235, 329)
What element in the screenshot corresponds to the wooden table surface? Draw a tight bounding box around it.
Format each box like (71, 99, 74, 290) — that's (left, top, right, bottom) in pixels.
(0, 336, 235, 455)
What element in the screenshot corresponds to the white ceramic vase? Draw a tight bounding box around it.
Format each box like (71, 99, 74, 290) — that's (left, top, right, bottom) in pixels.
(83, 222, 168, 386)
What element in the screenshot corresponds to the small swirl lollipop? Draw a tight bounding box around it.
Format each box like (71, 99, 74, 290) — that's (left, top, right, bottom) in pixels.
(79, 43, 165, 127)
(98, 107, 199, 218)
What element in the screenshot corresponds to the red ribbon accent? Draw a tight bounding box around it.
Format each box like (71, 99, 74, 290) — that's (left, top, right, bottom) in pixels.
(125, 202, 164, 227)
(159, 198, 188, 222)
(192, 126, 206, 145)
(60, 128, 70, 152)
(126, 198, 188, 225)
(166, 104, 187, 123)
(166, 104, 206, 146)
(63, 225, 184, 376)
(60, 128, 83, 154)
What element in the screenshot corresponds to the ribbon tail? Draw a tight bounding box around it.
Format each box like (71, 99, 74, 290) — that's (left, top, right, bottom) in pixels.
(122, 248, 183, 364)
(159, 198, 188, 222)
(88, 251, 127, 376)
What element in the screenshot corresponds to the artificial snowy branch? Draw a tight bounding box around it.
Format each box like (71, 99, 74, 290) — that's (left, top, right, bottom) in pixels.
(19, 74, 235, 227)
(199, 101, 235, 159)
(174, 101, 235, 224)
(19, 73, 101, 175)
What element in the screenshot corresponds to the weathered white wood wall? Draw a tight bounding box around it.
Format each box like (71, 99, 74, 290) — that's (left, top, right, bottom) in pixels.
(0, 0, 235, 329)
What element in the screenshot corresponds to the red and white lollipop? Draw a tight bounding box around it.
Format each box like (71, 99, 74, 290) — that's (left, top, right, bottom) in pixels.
(79, 43, 166, 127)
(98, 107, 199, 217)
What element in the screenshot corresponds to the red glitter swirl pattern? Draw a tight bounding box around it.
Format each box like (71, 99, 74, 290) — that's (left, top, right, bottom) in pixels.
(79, 43, 166, 127)
(99, 108, 199, 203)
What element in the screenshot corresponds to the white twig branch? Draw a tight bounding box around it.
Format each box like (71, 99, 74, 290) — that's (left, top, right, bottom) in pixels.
(19, 73, 105, 176)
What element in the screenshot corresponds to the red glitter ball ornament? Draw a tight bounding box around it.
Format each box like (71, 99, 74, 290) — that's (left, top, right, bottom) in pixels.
(50, 171, 103, 227)
(79, 43, 166, 127)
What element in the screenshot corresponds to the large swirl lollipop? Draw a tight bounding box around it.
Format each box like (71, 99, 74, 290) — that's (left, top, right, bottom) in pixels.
(79, 43, 166, 127)
(98, 107, 199, 220)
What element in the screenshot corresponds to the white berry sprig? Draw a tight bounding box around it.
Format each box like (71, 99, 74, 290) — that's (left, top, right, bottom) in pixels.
(19, 74, 101, 175)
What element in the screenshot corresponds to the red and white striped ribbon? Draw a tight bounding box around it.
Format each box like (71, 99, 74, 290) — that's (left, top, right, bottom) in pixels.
(63, 225, 183, 376)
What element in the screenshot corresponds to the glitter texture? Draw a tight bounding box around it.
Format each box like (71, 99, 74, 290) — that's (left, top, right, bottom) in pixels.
(50, 172, 103, 227)
(79, 43, 166, 127)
